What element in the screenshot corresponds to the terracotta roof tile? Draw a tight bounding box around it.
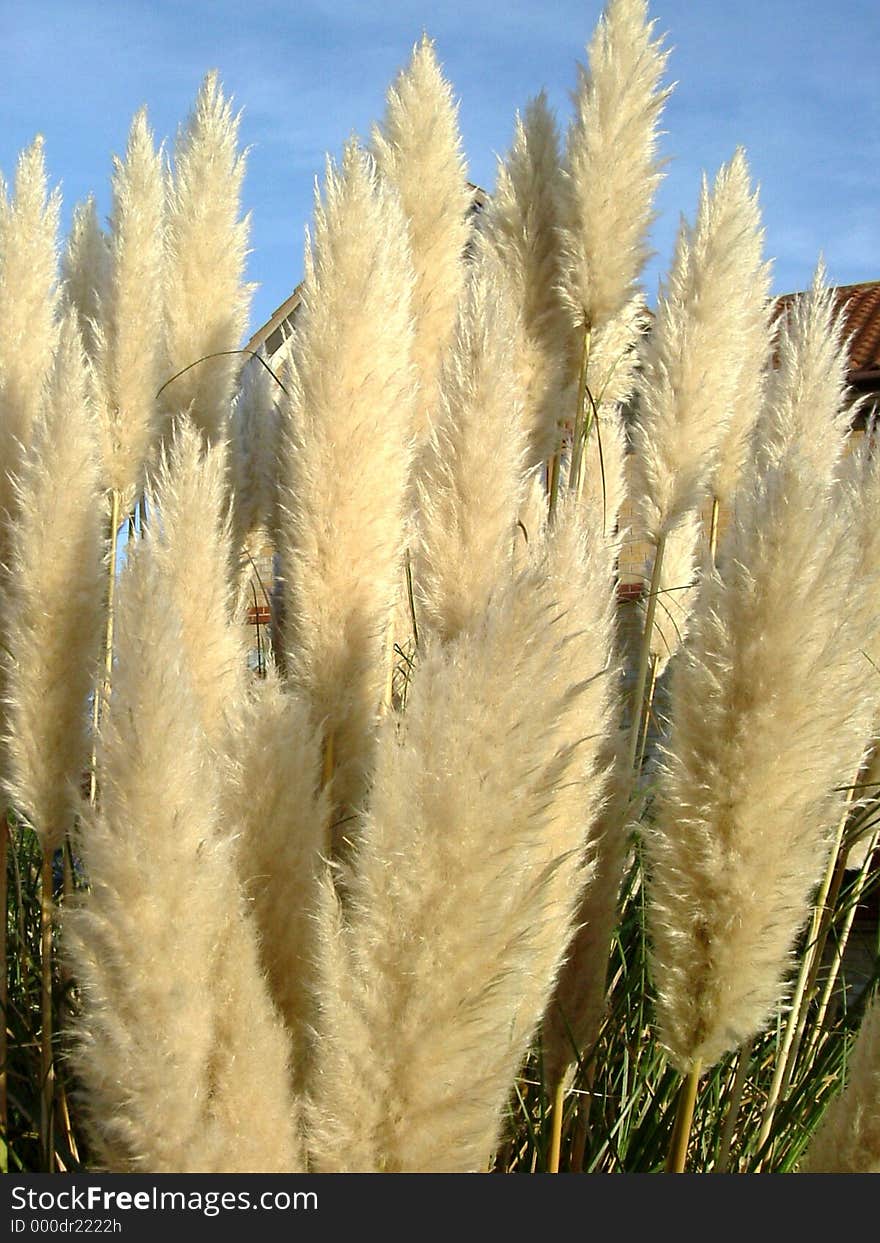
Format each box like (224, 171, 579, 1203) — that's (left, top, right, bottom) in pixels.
(774, 280, 880, 377)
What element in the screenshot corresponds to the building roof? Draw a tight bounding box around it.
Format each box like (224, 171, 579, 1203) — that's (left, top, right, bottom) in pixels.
(775, 280, 880, 388)
(247, 264, 880, 399)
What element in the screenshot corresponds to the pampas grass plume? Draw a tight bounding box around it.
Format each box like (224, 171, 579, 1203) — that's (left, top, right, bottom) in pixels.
(278, 140, 417, 816)
(752, 263, 851, 481)
(416, 253, 529, 642)
(67, 539, 300, 1172)
(630, 151, 772, 541)
(645, 280, 877, 1070)
(224, 665, 328, 1092)
(61, 195, 109, 365)
(163, 72, 252, 443)
(308, 495, 616, 1171)
(147, 417, 244, 754)
(481, 92, 568, 468)
(372, 36, 472, 439)
(65, 545, 239, 1170)
(557, 0, 669, 343)
(229, 351, 281, 566)
(92, 109, 166, 501)
(1, 313, 104, 849)
(0, 136, 61, 520)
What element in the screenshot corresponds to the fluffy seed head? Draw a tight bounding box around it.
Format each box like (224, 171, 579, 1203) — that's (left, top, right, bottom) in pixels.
(92, 108, 166, 500)
(630, 150, 773, 540)
(1, 313, 104, 849)
(415, 254, 529, 642)
(481, 92, 568, 467)
(0, 136, 61, 521)
(372, 35, 472, 439)
(163, 72, 252, 443)
(278, 140, 417, 815)
(557, 0, 669, 343)
(308, 496, 617, 1172)
(647, 442, 876, 1072)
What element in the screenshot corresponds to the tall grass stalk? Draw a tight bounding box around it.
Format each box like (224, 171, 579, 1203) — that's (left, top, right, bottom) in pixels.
(38, 852, 54, 1171)
(807, 828, 880, 1057)
(757, 788, 859, 1157)
(666, 1063, 701, 1173)
(0, 816, 7, 1172)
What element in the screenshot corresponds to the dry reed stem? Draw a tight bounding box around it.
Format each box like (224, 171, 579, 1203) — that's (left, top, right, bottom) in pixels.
(757, 785, 857, 1158)
(40, 850, 54, 1172)
(806, 824, 880, 1059)
(0, 814, 7, 1170)
(666, 1062, 701, 1173)
(714, 1038, 753, 1172)
(547, 1078, 567, 1173)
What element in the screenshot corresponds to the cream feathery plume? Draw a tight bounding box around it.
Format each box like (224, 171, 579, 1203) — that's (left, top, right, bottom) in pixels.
(0, 313, 104, 850)
(0, 136, 61, 522)
(645, 359, 876, 1073)
(65, 542, 301, 1172)
(91, 109, 166, 503)
(198, 882, 305, 1172)
(224, 663, 328, 1093)
(481, 92, 568, 468)
(709, 156, 773, 508)
(163, 72, 252, 443)
(799, 997, 880, 1173)
(750, 262, 850, 482)
(60, 195, 110, 364)
(542, 726, 631, 1087)
(835, 430, 880, 713)
(307, 495, 617, 1172)
(372, 35, 472, 439)
(557, 0, 669, 351)
(278, 140, 417, 819)
(845, 744, 880, 871)
(630, 151, 773, 542)
(146, 416, 244, 755)
(415, 254, 529, 642)
(837, 434, 880, 871)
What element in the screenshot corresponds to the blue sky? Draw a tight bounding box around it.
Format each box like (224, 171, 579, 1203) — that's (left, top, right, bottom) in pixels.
(2, 0, 877, 337)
